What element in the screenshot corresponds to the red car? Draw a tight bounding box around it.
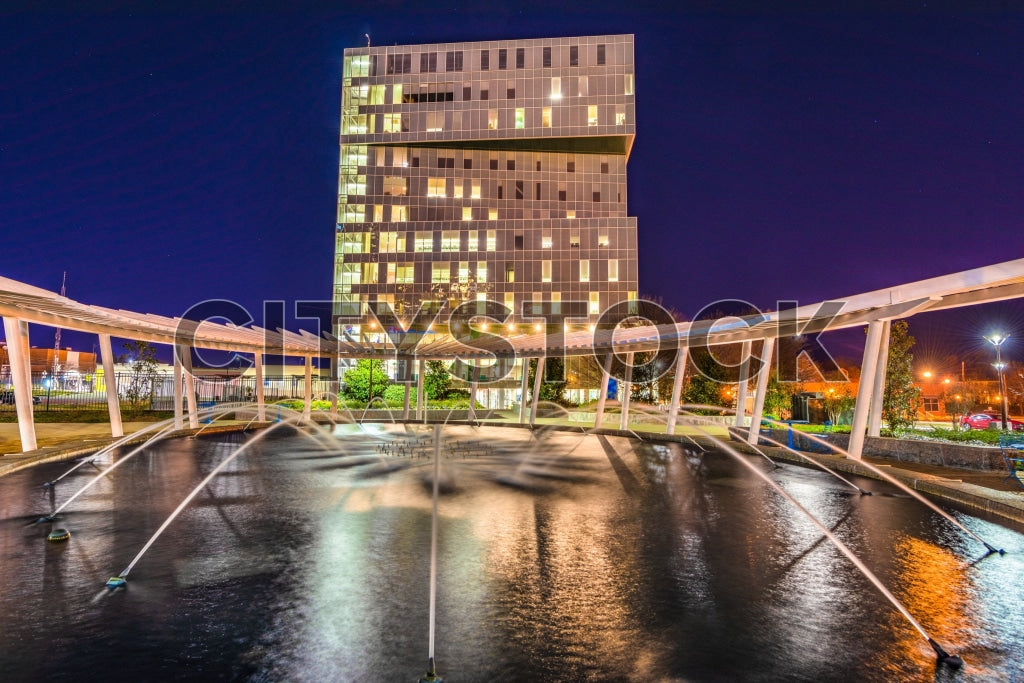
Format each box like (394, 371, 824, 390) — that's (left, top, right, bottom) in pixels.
(960, 413, 1024, 431)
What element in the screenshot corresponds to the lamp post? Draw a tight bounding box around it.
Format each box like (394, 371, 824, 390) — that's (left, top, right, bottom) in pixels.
(986, 334, 1009, 430)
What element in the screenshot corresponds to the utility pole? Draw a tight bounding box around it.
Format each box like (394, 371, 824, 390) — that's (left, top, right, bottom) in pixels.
(52, 272, 67, 380)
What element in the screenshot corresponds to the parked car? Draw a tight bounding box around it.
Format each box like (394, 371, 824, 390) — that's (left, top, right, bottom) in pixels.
(0, 390, 41, 405)
(960, 413, 1024, 431)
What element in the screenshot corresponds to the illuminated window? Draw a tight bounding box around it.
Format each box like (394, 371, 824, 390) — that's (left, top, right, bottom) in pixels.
(373, 205, 384, 222)
(432, 262, 451, 284)
(589, 292, 600, 315)
(588, 105, 598, 126)
(338, 204, 365, 223)
(504, 292, 515, 313)
(486, 230, 496, 250)
(361, 263, 378, 284)
(569, 233, 580, 247)
(515, 108, 525, 129)
(477, 263, 487, 282)
(541, 260, 552, 283)
(550, 77, 561, 99)
(427, 178, 446, 197)
(598, 234, 609, 247)
(616, 107, 626, 126)
(383, 176, 407, 196)
(379, 231, 405, 253)
(542, 107, 552, 127)
(488, 109, 498, 129)
(462, 207, 473, 221)
(415, 231, 434, 252)
(343, 114, 367, 134)
(391, 205, 407, 222)
(426, 111, 444, 132)
(441, 231, 460, 251)
(505, 262, 515, 283)
(566, 210, 576, 219)
(626, 74, 634, 95)
(579, 260, 590, 282)
(488, 209, 498, 220)
(471, 183, 481, 199)
(457, 261, 471, 283)
(608, 259, 618, 282)
(391, 83, 403, 104)
(541, 233, 552, 248)
(392, 147, 407, 167)
(369, 84, 385, 105)
(342, 175, 366, 196)
(383, 113, 402, 133)
(337, 232, 370, 253)
(551, 291, 561, 314)
(396, 263, 414, 284)
(467, 232, 478, 250)
(453, 183, 464, 199)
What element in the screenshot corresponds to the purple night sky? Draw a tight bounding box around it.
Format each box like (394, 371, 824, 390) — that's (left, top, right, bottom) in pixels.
(2, 2, 1023, 366)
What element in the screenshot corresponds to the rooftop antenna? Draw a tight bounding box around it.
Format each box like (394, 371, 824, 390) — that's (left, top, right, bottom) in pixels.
(365, 33, 371, 47)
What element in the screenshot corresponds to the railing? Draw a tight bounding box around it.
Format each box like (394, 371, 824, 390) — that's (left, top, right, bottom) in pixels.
(0, 372, 333, 413)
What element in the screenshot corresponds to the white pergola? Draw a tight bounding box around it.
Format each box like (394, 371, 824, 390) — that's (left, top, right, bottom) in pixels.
(3, 257, 1023, 456)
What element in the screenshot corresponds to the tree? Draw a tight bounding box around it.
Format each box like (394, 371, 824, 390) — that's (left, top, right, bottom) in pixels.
(527, 357, 567, 404)
(424, 360, 452, 400)
(881, 320, 921, 435)
(342, 359, 389, 403)
(117, 340, 161, 414)
(763, 372, 798, 421)
(683, 348, 730, 413)
(821, 387, 856, 426)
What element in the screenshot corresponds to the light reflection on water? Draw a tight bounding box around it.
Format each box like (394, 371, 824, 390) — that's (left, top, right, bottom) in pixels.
(0, 425, 1022, 681)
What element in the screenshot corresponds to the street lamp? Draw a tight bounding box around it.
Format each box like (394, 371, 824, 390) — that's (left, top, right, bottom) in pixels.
(986, 333, 1010, 430)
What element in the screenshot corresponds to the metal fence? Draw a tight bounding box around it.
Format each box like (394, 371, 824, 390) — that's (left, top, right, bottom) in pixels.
(0, 371, 334, 413)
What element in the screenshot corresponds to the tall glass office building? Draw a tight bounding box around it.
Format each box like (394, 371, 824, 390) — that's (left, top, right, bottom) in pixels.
(334, 35, 637, 336)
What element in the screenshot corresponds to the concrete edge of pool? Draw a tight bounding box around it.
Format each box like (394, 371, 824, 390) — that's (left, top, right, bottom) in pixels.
(3, 419, 1023, 526)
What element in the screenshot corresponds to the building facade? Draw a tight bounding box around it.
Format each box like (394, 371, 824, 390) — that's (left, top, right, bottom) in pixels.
(333, 35, 638, 338)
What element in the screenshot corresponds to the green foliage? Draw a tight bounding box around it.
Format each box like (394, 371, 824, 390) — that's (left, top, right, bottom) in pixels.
(764, 373, 797, 420)
(382, 383, 414, 406)
(527, 357, 568, 404)
(881, 321, 921, 435)
(920, 427, 1002, 445)
(341, 359, 390, 403)
(424, 360, 452, 400)
(683, 348, 729, 413)
(116, 340, 162, 415)
(821, 387, 856, 426)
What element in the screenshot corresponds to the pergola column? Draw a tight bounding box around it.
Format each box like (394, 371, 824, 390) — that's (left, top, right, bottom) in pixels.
(666, 346, 689, 435)
(619, 352, 634, 431)
(849, 320, 886, 458)
(255, 351, 266, 422)
(302, 356, 312, 420)
(594, 353, 613, 429)
(173, 344, 183, 429)
(468, 380, 478, 421)
(98, 334, 123, 438)
(529, 356, 545, 427)
(417, 358, 426, 422)
(746, 338, 776, 446)
(179, 345, 199, 429)
(2, 316, 36, 452)
(518, 358, 530, 424)
(867, 320, 891, 437)
(734, 340, 752, 427)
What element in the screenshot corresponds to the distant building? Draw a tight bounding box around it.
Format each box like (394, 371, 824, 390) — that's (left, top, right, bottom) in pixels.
(333, 35, 638, 336)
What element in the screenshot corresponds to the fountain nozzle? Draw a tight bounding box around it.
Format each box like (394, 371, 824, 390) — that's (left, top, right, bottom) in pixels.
(928, 638, 964, 668)
(983, 543, 1005, 556)
(859, 489, 872, 496)
(418, 656, 443, 682)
